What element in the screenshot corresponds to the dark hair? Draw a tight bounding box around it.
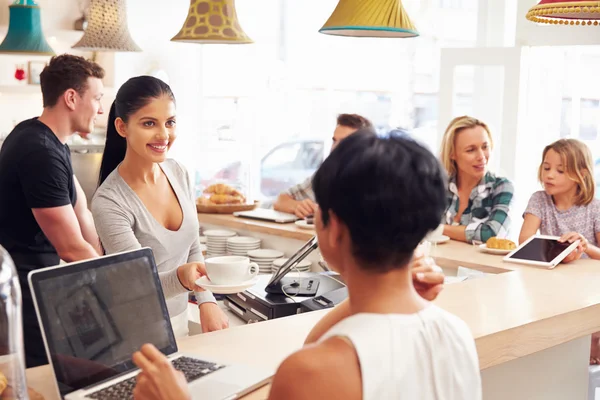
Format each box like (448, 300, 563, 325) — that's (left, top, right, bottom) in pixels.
(312, 129, 448, 272)
(98, 76, 175, 187)
(40, 54, 105, 107)
(336, 114, 373, 130)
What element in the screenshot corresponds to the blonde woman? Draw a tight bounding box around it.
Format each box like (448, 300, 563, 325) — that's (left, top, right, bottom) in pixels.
(439, 116, 514, 244)
(519, 139, 600, 262)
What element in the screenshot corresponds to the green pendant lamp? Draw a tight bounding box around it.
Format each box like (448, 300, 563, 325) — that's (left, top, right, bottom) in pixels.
(0, 0, 55, 55)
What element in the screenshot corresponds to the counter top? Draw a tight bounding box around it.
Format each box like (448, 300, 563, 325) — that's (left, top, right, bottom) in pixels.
(198, 213, 314, 242)
(25, 231, 600, 399)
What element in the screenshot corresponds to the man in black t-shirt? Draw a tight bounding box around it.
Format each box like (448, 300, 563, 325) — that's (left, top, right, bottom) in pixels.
(0, 54, 105, 367)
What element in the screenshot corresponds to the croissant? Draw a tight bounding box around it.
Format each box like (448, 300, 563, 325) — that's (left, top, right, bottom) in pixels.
(204, 183, 243, 197)
(486, 237, 516, 250)
(209, 194, 245, 205)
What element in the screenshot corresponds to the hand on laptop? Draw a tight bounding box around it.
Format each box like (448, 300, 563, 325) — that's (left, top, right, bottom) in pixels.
(133, 344, 190, 400)
(294, 199, 318, 219)
(177, 262, 208, 292)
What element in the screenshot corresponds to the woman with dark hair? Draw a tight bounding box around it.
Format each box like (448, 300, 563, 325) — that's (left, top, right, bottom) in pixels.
(92, 76, 228, 337)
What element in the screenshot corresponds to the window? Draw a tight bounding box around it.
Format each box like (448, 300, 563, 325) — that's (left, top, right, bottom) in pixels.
(188, 0, 479, 203)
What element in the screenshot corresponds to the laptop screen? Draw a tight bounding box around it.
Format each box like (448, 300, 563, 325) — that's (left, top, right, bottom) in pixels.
(29, 248, 177, 396)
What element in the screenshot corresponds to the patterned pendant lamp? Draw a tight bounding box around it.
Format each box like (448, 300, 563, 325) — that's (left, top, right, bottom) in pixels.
(527, 0, 600, 26)
(72, 0, 141, 51)
(319, 0, 418, 38)
(0, 0, 54, 55)
(171, 0, 253, 44)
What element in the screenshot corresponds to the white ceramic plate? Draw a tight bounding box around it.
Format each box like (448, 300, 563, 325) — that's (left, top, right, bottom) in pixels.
(247, 249, 284, 259)
(195, 276, 259, 294)
(204, 230, 237, 238)
(427, 235, 450, 244)
(227, 236, 261, 245)
(272, 258, 312, 269)
(478, 244, 513, 255)
(295, 220, 315, 230)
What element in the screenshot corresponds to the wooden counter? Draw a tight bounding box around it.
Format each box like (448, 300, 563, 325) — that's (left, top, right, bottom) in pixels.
(25, 216, 600, 399)
(198, 213, 314, 242)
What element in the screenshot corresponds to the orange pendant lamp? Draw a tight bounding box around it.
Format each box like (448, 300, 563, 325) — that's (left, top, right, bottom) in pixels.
(171, 0, 253, 44)
(319, 0, 418, 38)
(527, 0, 600, 25)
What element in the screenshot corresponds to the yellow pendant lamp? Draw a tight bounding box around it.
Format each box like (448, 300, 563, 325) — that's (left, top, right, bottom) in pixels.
(526, 0, 600, 26)
(171, 0, 253, 44)
(320, 0, 418, 38)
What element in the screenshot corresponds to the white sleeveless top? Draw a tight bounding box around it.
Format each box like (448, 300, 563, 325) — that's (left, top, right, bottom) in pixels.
(319, 305, 482, 400)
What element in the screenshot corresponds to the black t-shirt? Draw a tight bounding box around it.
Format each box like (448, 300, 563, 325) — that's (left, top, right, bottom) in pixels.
(0, 118, 77, 268)
(0, 118, 78, 367)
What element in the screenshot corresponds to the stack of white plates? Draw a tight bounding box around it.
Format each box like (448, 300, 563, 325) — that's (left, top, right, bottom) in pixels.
(227, 236, 261, 256)
(248, 249, 285, 274)
(205, 229, 236, 257)
(271, 258, 312, 273)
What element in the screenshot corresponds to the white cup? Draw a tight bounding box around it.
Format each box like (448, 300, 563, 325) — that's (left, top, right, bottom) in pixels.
(205, 256, 259, 285)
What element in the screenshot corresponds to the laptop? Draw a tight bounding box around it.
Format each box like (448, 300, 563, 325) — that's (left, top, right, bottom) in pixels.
(233, 208, 299, 223)
(28, 248, 272, 400)
(503, 234, 580, 269)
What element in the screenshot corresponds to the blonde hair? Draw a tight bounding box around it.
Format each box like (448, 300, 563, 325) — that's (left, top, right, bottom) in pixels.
(440, 116, 493, 177)
(538, 139, 596, 206)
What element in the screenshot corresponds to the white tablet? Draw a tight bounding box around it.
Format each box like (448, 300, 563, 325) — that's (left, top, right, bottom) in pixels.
(503, 235, 580, 269)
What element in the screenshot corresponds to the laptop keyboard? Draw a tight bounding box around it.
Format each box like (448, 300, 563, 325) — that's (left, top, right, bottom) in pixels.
(86, 356, 225, 400)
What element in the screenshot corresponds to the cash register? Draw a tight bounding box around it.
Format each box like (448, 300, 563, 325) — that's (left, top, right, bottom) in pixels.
(224, 237, 347, 323)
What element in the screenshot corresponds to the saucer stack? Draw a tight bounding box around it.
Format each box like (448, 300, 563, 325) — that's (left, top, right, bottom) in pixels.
(205, 229, 236, 257)
(227, 236, 261, 256)
(248, 249, 284, 274)
(271, 258, 312, 273)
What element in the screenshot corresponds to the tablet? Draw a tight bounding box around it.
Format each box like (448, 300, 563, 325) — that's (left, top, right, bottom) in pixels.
(503, 235, 580, 269)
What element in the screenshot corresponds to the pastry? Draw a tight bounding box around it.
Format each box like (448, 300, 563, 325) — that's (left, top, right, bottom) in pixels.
(486, 237, 516, 250)
(0, 382, 44, 400)
(0, 372, 6, 395)
(199, 183, 246, 205)
(204, 183, 244, 198)
(209, 194, 244, 205)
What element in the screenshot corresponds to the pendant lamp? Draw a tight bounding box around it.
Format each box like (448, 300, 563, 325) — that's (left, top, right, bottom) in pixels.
(0, 0, 54, 55)
(526, 0, 600, 26)
(72, 0, 141, 52)
(171, 0, 253, 44)
(319, 0, 419, 38)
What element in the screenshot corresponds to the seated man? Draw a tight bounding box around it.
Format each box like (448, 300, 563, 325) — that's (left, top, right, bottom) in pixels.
(132, 130, 482, 400)
(273, 113, 372, 218)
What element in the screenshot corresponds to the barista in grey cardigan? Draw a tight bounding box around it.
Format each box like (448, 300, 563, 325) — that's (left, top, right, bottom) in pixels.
(92, 76, 228, 337)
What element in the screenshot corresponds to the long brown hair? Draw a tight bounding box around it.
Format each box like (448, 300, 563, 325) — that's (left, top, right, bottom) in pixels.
(539, 139, 596, 206)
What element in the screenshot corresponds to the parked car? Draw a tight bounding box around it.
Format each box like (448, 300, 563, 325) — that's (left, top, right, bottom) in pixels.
(199, 139, 326, 203)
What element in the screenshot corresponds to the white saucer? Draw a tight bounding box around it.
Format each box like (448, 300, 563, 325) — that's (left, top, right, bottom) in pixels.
(427, 235, 450, 244)
(272, 258, 312, 269)
(478, 244, 513, 255)
(295, 220, 315, 230)
(204, 230, 237, 238)
(227, 236, 261, 245)
(195, 276, 259, 294)
(248, 249, 284, 259)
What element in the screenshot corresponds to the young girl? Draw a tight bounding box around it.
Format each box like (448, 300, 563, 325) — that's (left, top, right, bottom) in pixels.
(519, 139, 600, 263)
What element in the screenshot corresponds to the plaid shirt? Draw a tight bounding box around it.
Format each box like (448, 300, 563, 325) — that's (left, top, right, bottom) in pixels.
(445, 172, 514, 244)
(286, 175, 315, 201)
